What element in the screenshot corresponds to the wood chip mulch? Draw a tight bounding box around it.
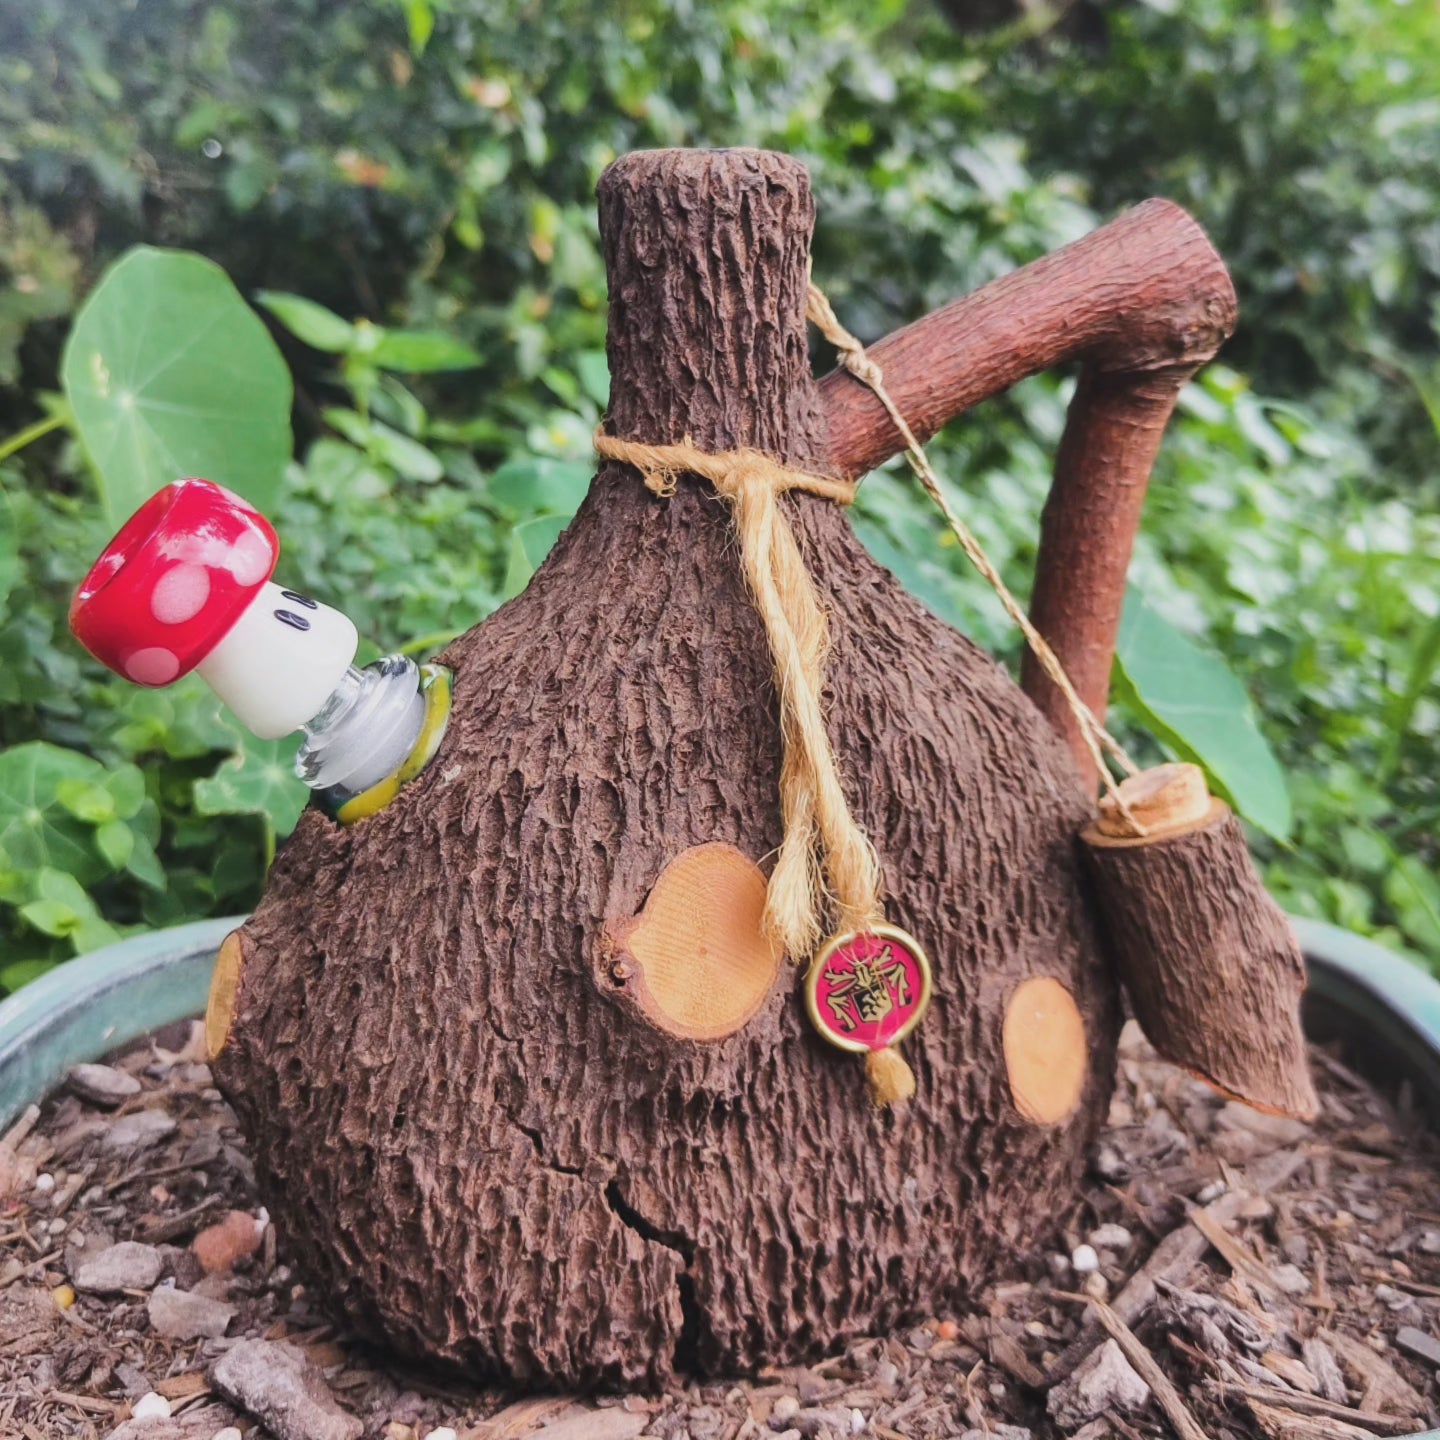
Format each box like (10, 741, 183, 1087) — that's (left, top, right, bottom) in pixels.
(1, 1018, 1437, 1440)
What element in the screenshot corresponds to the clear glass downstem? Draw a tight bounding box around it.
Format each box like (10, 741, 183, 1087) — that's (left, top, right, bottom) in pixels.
(295, 655, 429, 800)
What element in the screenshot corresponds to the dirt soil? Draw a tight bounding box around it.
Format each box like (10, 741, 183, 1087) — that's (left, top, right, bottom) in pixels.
(0, 1019, 1437, 1440)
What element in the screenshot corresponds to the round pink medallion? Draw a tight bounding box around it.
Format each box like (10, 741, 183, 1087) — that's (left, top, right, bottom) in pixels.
(804, 923, 934, 1055)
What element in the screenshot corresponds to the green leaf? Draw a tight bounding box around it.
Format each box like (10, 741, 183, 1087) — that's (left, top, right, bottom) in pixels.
(1384, 855, 1440, 954)
(502, 514, 571, 598)
(369, 329, 482, 372)
(323, 408, 443, 482)
(0, 485, 18, 617)
(0, 743, 112, 884)
(1, 959, 59, 994)
(368, 421, 444, 482)
(255, 290, 356, 353)
(576, 350, 610, 407)
(95, 818, 135, 870)
(488, 457, 591, 515)
(63, 247, 293, 522)
(399, 0, 435, 54)
(20, 898, 79, 936)
(194, 734, 307, 837)
(55, 776, 116, 824)
(124, 830, 168, 891)
(1112, 589, 1292, 839)
(19, 868, 120, 952)
(103, 765, 148, 821)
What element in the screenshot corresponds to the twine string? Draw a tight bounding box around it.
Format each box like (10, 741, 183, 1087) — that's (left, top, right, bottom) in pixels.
(592, 432, 883, 959)
(804, 284, 1143, 820)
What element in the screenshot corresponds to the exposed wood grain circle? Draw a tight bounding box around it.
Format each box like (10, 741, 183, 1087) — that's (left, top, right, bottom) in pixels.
(611, 843, 782, 1042)
(1095, 761, 1212, 840)
(1003, 976, 1088, 1124)
(206, 930, 244, 1062)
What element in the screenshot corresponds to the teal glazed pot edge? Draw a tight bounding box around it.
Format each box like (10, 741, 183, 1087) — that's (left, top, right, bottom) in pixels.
(0, 915, 1437, 1436)
(0, 915, 242, 1135)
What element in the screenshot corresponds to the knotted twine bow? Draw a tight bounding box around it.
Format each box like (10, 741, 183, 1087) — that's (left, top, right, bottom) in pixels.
(589, 432, 885, 963)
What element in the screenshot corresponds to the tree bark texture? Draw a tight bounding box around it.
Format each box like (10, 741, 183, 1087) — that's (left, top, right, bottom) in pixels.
(1082, 803, 1318, 1119)
(214, 149, 1124, 1388)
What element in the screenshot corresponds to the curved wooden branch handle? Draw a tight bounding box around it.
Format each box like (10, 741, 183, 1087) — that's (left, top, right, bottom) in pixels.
(816, 198, 1237, 783)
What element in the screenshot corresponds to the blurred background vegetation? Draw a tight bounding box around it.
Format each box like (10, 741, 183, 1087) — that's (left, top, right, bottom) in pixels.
(1, 0, 1437, 989)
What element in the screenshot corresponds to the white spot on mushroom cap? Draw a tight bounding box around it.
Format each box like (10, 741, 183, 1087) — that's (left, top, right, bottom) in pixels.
(225, 530, 272, 586)
(126, 647, 180, 685)
(151, 563, 211, 625)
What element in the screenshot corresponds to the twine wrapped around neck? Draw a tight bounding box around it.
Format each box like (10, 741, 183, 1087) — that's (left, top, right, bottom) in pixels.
(592, 430, 881, 961)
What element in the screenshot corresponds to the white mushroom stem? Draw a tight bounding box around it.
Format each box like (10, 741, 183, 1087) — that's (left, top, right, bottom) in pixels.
(197, 582, 359, 740)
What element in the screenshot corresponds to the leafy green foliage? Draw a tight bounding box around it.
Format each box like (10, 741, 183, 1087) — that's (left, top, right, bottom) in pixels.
(1113, 590, 1291, 840)
(0, 0, 1436, 988)
(62, 248, 293, 521)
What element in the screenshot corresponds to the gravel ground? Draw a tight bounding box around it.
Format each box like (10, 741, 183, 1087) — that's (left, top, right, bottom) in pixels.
(1, 1018, 1437, 1440)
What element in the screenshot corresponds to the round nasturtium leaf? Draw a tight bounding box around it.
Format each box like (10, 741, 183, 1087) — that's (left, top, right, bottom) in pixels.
(62, 247, 293, 524)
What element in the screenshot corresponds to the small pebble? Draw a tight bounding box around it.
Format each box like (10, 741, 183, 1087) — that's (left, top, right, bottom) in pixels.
(1419, 1230, 1440, 1255)
(1396, 1325, 1440, 1369)
(131, 1392, 171, 1421)
(1088, 1223, 1131, 1250)
(422, 1430, 458, 1440)
(33, 1172, 55, 1194)
(74, 1241, 165, 1294)
(103, 1109, 176, 1152)
(213, 1430, 244, 1440)
(1195, 1180, 1227, 1204)
(771, 1395, 800, 1426)
(68, 1062, 143, 1107)
(1070, 1244, 1100, 1273)
(147, 1282, 237, 1339)
(1092, 1145, 1128, 1182)
(193, 1209, 268, 1273)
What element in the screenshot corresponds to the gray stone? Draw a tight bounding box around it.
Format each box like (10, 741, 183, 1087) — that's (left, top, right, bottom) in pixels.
(1088, 1223, 1133, 1250)
(103, 1110, 177, 1152)
(527, 1410, 650, 1440)
(769, 1396, 800, 1428)
(67, 1063, 142, 1107)
(1048, 1339, 1151, 1429)
(211, 1340, 363, 1440)
(74, 1241, 164, 1294)
(103, 1422, 194, 1440)
(1396, 1325, 1440, 1370)
(147, 1283, 236, 1340)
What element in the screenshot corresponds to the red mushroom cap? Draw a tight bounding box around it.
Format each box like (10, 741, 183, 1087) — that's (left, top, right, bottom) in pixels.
(70, 479, 280, 686)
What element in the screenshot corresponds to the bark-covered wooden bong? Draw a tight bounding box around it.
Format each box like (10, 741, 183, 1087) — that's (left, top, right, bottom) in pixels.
(210, 148, 1315, 1389)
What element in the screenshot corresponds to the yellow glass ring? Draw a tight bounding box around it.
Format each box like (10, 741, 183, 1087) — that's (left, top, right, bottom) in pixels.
(803, 922, 934, 1056)
(335, 664, 452, 825)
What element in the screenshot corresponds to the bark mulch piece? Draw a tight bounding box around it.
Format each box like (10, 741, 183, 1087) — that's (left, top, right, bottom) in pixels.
(1, 1018, 1436, 1440)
